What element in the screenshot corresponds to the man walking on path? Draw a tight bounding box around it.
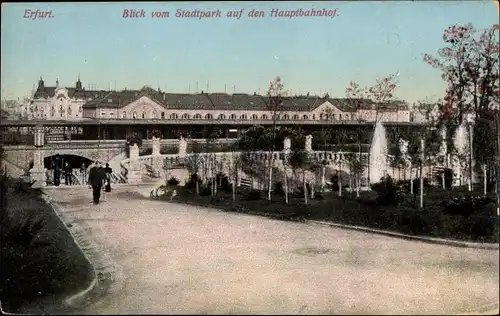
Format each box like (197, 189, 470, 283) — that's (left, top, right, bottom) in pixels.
(88, 161, 106, 204)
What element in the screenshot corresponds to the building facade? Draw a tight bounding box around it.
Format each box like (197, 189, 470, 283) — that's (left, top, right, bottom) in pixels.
(23, 77, 411, 123)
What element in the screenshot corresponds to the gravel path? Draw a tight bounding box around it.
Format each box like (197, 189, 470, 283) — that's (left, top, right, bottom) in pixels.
(47, 186, 499, 315)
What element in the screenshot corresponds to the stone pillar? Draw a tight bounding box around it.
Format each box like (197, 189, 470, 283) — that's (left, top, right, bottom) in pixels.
(152, 136, 161, 156)
(283, 137, 291, 154)
(30, 125, 46, 188)
(151, 137, 162, 175)
(127, 144, 142, 184)
(305, 134, 313, 152)
(178, 136, 187, 159)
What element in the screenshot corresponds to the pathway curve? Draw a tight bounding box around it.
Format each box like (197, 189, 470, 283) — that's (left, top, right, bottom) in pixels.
(47, 186, 499, 315)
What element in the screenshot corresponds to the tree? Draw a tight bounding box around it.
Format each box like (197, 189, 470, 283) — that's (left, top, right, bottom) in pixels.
(423, 23, 500, 183)
(202, 125, 221, 196)
(288, 149, 309, 204)
(185, 140, 202, 195)
(345, 74, 400, 184)
(266, 76, 287, 201)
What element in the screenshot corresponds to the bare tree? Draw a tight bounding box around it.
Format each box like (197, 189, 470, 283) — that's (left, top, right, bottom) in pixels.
(266, 77, 287, 201)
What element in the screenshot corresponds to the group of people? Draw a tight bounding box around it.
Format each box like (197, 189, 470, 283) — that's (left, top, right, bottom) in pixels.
(88, 161, 113, 204)
(51, 156, 74, 186)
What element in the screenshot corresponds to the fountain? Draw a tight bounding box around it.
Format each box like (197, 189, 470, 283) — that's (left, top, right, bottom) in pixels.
(369, 121, 388, 184)
(452, 121, 468, 186)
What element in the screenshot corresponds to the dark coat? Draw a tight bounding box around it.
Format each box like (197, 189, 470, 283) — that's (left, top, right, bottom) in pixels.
(88, 166, 106, 187)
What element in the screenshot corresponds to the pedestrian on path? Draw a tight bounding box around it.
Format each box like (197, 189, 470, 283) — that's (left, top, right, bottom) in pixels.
(104, 163, 112, 192)
(88, 161, 106, 204)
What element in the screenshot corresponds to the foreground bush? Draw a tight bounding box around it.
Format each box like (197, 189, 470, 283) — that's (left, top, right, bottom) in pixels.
(0, 176, 93, 312)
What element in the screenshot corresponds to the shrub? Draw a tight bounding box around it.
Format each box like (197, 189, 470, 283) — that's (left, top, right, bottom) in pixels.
(330, 174, 339, 192)
(371, 175, 399, 205)
(440, 196, 495, 216)
(244, 189, 262, 201)
(184, 173, 201, 189)
(274, 182, 285, 196)
(199, 184, 212, 196)
(167, 177, 180, 186)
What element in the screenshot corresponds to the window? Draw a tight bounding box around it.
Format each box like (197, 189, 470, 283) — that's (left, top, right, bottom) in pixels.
(182, 113, 190, 119)
(252, 114, 258, 120)
(312, 114, 316, 120)
(320, 114, 327, 120)
(283, 114, 289, 120)
(302, 114, 308, 120)
(141, 112, 146, 119)
(292, 114, 299, 120)
(122, 111, 126, 119)
(152, 111, 156, 119)
(339, 114, 342, 120)
(218, 114, 226, 119)
(230, 114, 237, 119)
(170, 113, 178, 119)
(194, 114, 201, 119)
(109, 112, 115, 117)
(133, 111, 137, 119)
(161, 112, 165, 119)
(332, 114, 336, 120)
(240, 114, 247, 120)
(101, 111, 106, 117)
(205, 114, 213, 119)
(351, 114, 356, 120)
(261, 114, 268, 120)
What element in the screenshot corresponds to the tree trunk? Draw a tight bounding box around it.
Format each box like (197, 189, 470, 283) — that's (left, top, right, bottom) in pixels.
(483, 164, 487, 197)
(284, 166, 289, 204)
(268, 159, 272, 201)
(356, 173, 360, 198)
(338, 160, 343, 197)
(303, 171, 308, 205)
(410, 162, 414, 194)
(321, 165, 326, 192)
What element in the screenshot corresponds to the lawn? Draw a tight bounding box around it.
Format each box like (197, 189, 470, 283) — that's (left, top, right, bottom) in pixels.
(152, 175, 499, 244)
(0, 175, 94, 313)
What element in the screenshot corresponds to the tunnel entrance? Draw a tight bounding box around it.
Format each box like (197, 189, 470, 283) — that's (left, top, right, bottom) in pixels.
(44, 154, 93, 170)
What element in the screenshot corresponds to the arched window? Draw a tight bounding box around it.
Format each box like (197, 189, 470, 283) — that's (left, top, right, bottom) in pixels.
(194, 114, 201, 119)
(218, 114, 226, 119)
(133, 111, 137, 119)
(261, 114, 268, 120)
(282, 114, 289, 120)
(141, 112, 146, 119)
(351, 114, 356, 120)
(302, 114, 308, 120)
(152, 111, 156, 119)
(339, 114, 342, 120)
(252, 114, 258, 120)
(161, 112, 165, 119)
(292, 114, 299, 120)
(182, 113, 190, 119)
(205, 114, 213, 119)
(122, 111, 126, 119)
(170, 113, 178, 119)
(230, 114, 237, 119)
(240, 114, 247, 120)
(312, 114, 316, 120)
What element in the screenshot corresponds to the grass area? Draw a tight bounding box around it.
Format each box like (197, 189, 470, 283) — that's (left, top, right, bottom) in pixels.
(0, 175, 94, 313)
(152, 177, 499, 244)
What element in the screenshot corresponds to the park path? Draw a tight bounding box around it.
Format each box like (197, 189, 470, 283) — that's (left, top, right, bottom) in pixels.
(46, 186, 499, 315)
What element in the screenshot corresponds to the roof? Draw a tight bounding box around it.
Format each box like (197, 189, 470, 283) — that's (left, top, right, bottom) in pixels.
(34, 85, 408, 112)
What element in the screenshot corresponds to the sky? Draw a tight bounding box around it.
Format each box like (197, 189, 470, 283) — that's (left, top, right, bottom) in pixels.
(1, 1, 498, 103)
